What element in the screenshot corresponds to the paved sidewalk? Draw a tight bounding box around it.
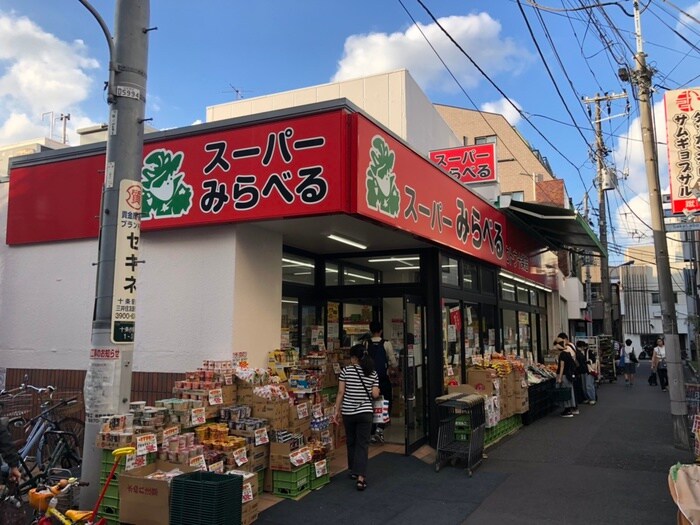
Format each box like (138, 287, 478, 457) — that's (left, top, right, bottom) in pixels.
(258, 361, 693, 524)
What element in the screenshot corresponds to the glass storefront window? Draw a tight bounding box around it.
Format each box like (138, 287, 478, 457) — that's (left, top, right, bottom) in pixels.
(517, 286, 529, 304)
(342, 303, 371, 347)
(441, 255, 459, 286)
(530, 312, 539, 362)
(500, 280, 516, 302)
(538, 291, 546, 308)
(325, 262, 339, 286)
(481, 268, 496, 295)
(282, 253, 315, 285)
(530, 289, 537, 306)
(462, 263, 478, 290)
(482, 305, 497, 354)
(342, 266, 376, 285)
(301, 304, 324, 356)
(463, 304, 480, 358)
(501, 310, 517, 354)
(442, 300, 461, 385)
(518, 311, 531, 358)
(281, 298, 299, 351)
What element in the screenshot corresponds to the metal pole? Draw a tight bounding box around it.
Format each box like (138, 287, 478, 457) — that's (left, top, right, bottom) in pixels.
(627, 0, 688, 450)
(80, 0, 150, 506)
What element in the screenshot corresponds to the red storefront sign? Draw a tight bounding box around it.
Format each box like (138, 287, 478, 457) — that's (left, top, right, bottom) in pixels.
(354, 115, 537, 280)
(6, 106, 544, 283)
(429, 144, 497, 184)
(665, 88, 700, 215)
(7, 110, 349, 244)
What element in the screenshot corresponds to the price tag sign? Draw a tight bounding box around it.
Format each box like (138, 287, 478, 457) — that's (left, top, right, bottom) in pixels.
(163, 426, 180, 440)
(296, 402, 309, 419)
(233, 447, 249, 466)
(209, 388, 223, 406)
(290, 446, 312, 466)
(208, 460, 224, 474)
(189, 455, 207, 471)
(332, 363, 341, 374)
(136, 433, 157, 456)
(224, 374, 233, 385)
(447, 366, 454, 377)
(314, 459, 328, 477)
(191, 407, 206, 426)
(125, 453, 148, 471)
(312, 403, 323, 419)
(320, 430, 331, 445)
(254, 427, 269, 446)
(242, 483, 254, 503)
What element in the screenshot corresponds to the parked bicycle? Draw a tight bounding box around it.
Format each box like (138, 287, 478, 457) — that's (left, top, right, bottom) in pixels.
(1, 384, 84, 498)
(29, 447, 135, 525)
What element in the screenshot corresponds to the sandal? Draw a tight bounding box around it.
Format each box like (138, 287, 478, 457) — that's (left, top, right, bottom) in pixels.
(356, 478, 367, 491)
(349, 473, 358, 480)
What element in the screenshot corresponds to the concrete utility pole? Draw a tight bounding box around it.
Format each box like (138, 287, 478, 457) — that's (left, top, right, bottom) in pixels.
(584, 193, 593, 337)
(619, 0, 688, 449)
(80, 0, 151, 506)
(583, 91, 626, 337)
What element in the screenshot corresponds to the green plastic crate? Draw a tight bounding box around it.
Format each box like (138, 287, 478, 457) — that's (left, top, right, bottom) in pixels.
(310, 473, 330, 490)
(257, 470, 265, 496)
(272, 464, 310, 490)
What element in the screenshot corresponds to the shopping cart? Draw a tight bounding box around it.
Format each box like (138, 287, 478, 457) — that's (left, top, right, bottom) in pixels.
(434, 393, 486, 477)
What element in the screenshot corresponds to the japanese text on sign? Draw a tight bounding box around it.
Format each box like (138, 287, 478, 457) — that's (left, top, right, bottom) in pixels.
(665, 88, 700, 214)
(429, 144, 497, 185)
(111, 180, 142, 343)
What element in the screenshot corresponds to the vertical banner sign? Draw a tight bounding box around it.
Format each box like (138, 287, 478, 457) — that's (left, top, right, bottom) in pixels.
(665, 88, 700, 215)
(111, 180, 142, 344)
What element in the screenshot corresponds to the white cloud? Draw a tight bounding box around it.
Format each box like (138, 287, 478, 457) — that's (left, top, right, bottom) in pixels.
(0, 12, 101, 146)
(480, 98, 522, 126)
(331, 13, 532, 93)
(611, 99, 669, 242)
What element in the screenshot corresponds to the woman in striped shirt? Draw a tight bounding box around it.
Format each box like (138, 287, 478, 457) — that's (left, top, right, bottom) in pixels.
(332, 344, 379, 491)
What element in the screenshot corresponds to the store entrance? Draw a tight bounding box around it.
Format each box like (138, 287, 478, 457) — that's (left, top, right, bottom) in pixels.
(329, 296, 428, 454)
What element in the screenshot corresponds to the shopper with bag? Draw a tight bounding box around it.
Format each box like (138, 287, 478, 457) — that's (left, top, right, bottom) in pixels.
(332, 344, 379, 491)
(576, 340, 597, 404)
(621, 338, 638, 386)
(652, 337, 669, 392)
(366, 321, 397, 443)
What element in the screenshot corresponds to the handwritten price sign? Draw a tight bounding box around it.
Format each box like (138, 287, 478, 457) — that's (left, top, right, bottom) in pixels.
(208, 388, 223, 406)
(191, 407, 206, 426)
(136, 433, 157, 456)
(254, 427, 269, 446)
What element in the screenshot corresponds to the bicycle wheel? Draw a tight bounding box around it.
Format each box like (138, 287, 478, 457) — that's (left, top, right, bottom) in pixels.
(55, 418, 85, 456)
(38, 433, 80, 473)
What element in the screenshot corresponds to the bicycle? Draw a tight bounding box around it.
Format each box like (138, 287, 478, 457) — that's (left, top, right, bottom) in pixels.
(28, 447, 135, 525)
(1, 385, 84, 497)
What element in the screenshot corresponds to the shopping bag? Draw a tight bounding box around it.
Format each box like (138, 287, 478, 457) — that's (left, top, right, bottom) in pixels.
(373, 397, 390, 424)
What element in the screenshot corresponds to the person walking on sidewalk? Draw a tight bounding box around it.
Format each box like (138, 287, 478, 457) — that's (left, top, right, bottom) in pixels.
(366, 321, 397, 443)
(651, 337, 669, 392)
(332, 344, 379, 491)
(621, 339, 638, 386)
(558, 333, 584, 409)
(555, 337, 578, 417)
(576, 340, 597, 404)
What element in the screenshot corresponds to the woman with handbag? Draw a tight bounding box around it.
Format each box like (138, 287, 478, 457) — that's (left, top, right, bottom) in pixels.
(332, 344, 379, 491)
(651, 337, 669, 392)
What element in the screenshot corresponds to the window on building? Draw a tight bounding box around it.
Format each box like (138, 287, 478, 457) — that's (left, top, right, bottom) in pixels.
(475, 135, 497, 145)
(504, 191, 525, 202)
(651, 292, 678, 304)
(441, 255, 459, 286)
(462, 262, 478, 290)
(282, 253, 315, 285)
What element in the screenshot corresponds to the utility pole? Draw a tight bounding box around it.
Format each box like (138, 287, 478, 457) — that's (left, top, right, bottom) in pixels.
(619, 0, 688, 449)
(584, 193, 593, 337)
(583, 91, 626, 337)
(80, 0, 151, 506)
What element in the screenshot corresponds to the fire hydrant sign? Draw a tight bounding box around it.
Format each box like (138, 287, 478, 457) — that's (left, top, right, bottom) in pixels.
(111, 180, 142, 344)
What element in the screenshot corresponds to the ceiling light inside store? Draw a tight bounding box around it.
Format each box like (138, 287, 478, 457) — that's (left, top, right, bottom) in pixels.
(327, 234, 367, 250)
(281, 299, 298, 304)
(345, 271, 374, 282)
(368, 256, 419, 263)
(395, 266, 420, 270)
(282, 257, 314, 268)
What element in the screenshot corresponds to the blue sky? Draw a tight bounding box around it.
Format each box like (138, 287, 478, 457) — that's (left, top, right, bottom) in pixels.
(2, 0, 700, 259)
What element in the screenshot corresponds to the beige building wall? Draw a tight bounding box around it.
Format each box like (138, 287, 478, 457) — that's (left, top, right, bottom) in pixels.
(206, 69, 461, 157)
(433, 105, 556, 202)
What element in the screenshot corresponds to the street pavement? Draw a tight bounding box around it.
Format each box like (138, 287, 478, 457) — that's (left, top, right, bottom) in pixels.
(258, 360, 693, 524)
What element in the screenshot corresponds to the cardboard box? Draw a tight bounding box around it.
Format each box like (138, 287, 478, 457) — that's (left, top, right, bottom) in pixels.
(227, 469, 259, 501)
(242, 499, 259, 525)
(514, 392, 529, 414)
(288, 401, 311, 421)
(467, 368, 500, 396)
(447, 384, 478, 396)
(119, 461, 197, 525)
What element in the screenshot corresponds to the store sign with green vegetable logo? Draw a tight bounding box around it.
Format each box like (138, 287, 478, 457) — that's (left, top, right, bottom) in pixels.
(365, 135, 400, 218)
(141, 148, 194, 219)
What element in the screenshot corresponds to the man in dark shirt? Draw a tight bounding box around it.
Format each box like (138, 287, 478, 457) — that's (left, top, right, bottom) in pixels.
(0, 418, 21, 483)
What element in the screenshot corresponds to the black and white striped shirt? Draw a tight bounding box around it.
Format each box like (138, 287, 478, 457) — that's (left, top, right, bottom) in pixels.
(339, 365, 379, 416)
